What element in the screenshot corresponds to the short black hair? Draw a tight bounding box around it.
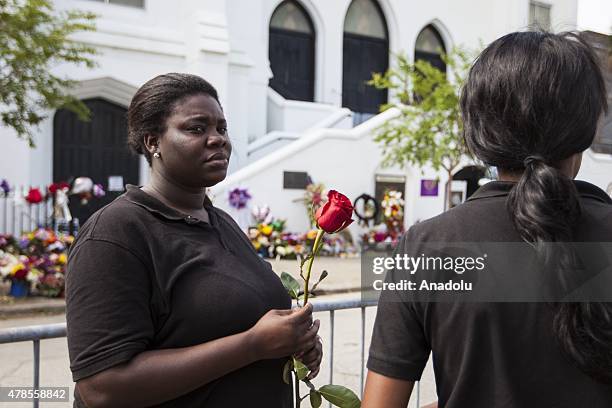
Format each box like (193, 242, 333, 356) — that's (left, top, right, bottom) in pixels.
(127, 73, 221, 165)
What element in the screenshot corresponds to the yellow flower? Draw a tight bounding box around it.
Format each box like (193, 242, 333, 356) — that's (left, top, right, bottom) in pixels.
(58, 254, 67, 264)
(306, 230, 318, 240)
(10, 263, 25, 276)
(260, 225, 273, 236)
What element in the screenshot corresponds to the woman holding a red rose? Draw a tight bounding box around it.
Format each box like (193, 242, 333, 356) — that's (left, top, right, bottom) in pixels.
(65, 73, 322, 407)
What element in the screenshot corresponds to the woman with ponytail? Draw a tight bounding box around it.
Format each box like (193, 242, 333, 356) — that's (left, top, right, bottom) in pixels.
(363, 31, 612, 407)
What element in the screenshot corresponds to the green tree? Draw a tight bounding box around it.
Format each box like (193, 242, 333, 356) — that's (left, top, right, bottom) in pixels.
(0, 0, 96, 147)
(369, 47, 475, 210)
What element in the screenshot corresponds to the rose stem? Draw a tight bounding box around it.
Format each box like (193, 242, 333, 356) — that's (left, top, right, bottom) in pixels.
(303, 228, 325, 305)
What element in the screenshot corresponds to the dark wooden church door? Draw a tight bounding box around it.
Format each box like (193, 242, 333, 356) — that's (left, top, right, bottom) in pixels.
(342, 33, 388, 114)
(342, 0, 389, 121)
(269, 28, 315, 101)
(269, 0, 315, 102)
(53, 98, 139, 225)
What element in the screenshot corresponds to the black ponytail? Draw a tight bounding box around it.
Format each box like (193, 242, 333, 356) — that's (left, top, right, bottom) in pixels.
(508, 156, 581, 244)
(461, 31, 611, 383)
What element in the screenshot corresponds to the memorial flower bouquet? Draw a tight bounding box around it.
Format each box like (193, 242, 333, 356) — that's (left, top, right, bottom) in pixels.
(381, 190, 404, 241)
(294, 183, 326, 227)
(0, 253, 43, 287)
(280, 190, 361, 408)
(1, 229, 73, 297)
(361, 190, 405, 248)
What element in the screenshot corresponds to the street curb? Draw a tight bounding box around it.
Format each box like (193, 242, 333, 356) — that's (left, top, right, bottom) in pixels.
(0, 298, 66, 319)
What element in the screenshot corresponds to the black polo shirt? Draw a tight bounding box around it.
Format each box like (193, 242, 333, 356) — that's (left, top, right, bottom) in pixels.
(368, 180, 612, 407)
(66, 185, 292, 407)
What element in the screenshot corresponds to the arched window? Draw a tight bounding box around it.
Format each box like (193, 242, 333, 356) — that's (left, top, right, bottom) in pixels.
(415, 25, 446, 73)
(269, 0, 315, 101)
(342, 0, 389, 119)
(344, 0, 387, 39)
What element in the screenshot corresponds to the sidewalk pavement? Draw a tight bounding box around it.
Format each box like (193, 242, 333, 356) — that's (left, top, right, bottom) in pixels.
(0, 256, 363, 319)
(269, 256, 363, 293)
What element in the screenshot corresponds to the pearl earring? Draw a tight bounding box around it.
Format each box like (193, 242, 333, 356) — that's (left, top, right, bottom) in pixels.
(153, 152, 161, 159)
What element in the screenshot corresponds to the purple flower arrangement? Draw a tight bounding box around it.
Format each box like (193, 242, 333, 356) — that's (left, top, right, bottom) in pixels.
(228, 188, 252, 209)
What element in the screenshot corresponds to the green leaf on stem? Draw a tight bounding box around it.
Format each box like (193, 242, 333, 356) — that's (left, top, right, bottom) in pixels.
(293, 357, 309, 381)
(319, 385, 361, 408)
(282, 359, 293, 385)
(311, 270, 329, 293)
(281, 272, 300, 299)
(310, 390, 322, 408)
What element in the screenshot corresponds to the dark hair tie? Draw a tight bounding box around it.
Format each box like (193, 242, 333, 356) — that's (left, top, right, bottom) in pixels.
(523, 155, 546, 168)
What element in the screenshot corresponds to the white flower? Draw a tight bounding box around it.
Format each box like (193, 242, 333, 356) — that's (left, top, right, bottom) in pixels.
(0, 252, 18, 278)
(27, 270, 43, 283)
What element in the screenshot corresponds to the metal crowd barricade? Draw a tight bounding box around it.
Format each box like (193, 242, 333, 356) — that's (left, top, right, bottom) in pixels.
(0, 298, 422, 408)
(0, 323, 67, 408)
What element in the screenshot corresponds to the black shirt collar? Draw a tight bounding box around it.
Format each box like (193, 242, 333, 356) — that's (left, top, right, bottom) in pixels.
(467, 180, 612, 204)
(123, 184, 214, 221)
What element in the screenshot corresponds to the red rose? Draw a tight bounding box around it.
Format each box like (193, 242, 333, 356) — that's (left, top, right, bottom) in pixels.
(315, 190, 354, 233)
(26, 188, 43, 204)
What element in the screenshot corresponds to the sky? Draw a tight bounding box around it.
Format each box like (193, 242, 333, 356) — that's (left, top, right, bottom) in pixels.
(577, 0, 612, 34)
